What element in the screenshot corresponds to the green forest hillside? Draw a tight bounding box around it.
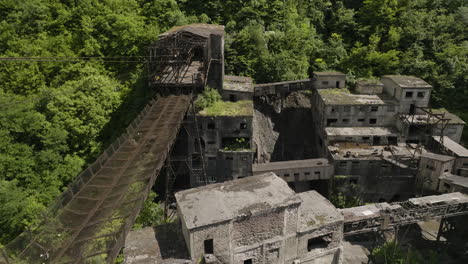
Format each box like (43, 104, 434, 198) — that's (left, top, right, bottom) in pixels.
(0, 0, 467, 244)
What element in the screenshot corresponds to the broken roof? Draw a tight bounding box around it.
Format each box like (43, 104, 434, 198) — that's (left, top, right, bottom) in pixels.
(224, 75, 253, 93)
(297, 191, 343, 232)
(433, 136, 468, 157)
(318, 89, 398, 105)
(252, 159, 330, 173)
(326, 127, 399, 137)
(382, 75, 432, 89)
(175, 173, 301, 230)
(421, 152, 455, 162)
(160, 23, 224, 38)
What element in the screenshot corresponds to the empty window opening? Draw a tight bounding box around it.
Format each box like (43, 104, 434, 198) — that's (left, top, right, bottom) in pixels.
(358, 118, 365, 122)
(268, 248, 279, 259)
(362, 137, 370, 140)
(307, 234, 332, 251)
(284, 173, 290, 177)
(444, 183, 451, 189)
(343, 106, 351, 112)
(331, 107, 336, 112)
(244, 259, 253, 264)
(204, 239, 214, 254)
(342, 118, 349, 123)
(444, 169, 449, 172)
(369, 118, 377, 124)
(225, 156, 233, 160)
(322, 81, 329, 85)
(314, 171, 321, 176)
(208, 157, 216, 160)
(378, 198, 386, 203)
(373, 136, 381, 145)
(240, 122, 247, 129)
(222, 137, 250, 150)
(229, 94, 237, 102)
(208, 123, 216, 129)
(327, 119, 338, 126)
(417, 92, 425, 98)
(336, 81, 340, 88)
(294, 173, 300, 177)
(339, 161, 347, 167)
(405, 91, 413, 98)
(304, 172, 311, 176)
(359, 106, 368, 112)
(208, 141, 216, 144)
(409, 104, 416, 115)
(371, 106, 378, 112)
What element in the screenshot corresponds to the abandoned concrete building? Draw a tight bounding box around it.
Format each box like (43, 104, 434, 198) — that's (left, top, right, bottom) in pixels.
(123, 23, 468, 264)
(124, 174, 468, 264)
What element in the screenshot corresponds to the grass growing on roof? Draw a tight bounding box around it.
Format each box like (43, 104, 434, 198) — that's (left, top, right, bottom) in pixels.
(199, 100, 253, 116)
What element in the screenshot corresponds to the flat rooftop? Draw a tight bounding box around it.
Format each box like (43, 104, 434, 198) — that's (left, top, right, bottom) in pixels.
(382, 75, 432, 89)
(175, 173, 301, 229)
(328, 143, 427, 160)
(421, 152, 455, 162)
(433, 136, 468, 157)
(224, 75, 253, 93)
(439, 174, 468, 189)
(160, 23, 224, 38)
(318, 88, 398, 105)
(326, 127, 399, 137)
(401, 109, 465, 125)
(297, 191, 342, 232)
(198, 100, 253, 116)
(252, 158, 330, 173)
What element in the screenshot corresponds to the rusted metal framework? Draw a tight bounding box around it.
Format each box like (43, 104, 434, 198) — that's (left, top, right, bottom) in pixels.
(342, 193, 468, 237)
(2, 95, 193, 264)
(148, 31, 209, 87)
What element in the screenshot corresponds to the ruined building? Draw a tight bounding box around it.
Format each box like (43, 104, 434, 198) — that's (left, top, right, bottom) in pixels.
(124, 174, 468, 264)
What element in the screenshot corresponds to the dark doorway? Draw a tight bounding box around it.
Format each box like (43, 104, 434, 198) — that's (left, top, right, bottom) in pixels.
(409, 104, 416, 115)
(204, 239, 213, 254)
(336, 81, 340, 88)
(244, 259, 252, 264)
(373, 136, 381, 145)
(388, 136, 397, 145)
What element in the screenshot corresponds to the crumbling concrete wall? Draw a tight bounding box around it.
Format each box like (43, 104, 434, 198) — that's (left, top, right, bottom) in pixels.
(190, 222, 231, 263)
(232, 210, 285, 248)
(254, 91, 318, 163)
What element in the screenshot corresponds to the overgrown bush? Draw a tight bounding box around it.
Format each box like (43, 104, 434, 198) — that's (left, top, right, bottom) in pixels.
(194, 87, 221, 111)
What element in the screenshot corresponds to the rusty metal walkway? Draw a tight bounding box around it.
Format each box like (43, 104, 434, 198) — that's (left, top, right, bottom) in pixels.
(341, 192, 468, 237)
(2, 95, 192, 264)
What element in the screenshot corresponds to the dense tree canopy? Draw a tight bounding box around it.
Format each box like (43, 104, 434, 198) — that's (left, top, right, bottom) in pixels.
(0, 0, 467, 244)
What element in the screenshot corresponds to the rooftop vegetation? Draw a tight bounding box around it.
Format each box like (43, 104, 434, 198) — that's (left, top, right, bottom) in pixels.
(196, 87, 253, 116)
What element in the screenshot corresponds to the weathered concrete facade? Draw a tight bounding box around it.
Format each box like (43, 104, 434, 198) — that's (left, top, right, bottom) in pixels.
(381, 75, 432, 114)
(175, 174, 344, 264)
(416, 153, 455, 191)
(312, 72, 347, 89)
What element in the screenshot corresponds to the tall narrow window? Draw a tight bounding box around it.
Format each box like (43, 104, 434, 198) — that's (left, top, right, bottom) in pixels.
(204, 239, 214, 254)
